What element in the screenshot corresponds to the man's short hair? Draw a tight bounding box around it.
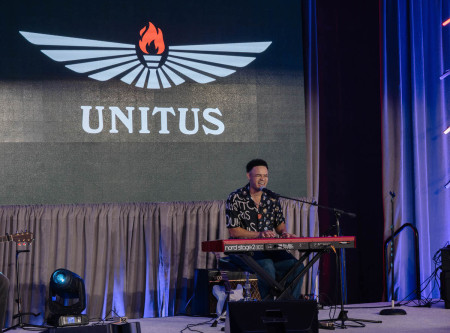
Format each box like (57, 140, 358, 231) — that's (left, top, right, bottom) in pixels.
(246, 159, 269, 173)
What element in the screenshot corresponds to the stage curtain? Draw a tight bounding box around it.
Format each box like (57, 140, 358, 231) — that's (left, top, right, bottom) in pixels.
(381, 0, 450, 299)
(0, 199, 317, 325)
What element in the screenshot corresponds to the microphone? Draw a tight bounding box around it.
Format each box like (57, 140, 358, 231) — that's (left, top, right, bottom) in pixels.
(260, 187, 280, 198)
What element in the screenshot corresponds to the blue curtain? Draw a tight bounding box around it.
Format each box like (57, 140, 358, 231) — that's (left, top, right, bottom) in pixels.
(382, 0, 450, 299)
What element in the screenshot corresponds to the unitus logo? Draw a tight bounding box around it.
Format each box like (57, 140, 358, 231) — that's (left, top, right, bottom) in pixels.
(81, 106, 225, 135)
(19, 22, 272, 89)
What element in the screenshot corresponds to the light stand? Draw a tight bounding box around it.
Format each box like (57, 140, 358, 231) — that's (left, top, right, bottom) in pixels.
(379, 191, 406, 315)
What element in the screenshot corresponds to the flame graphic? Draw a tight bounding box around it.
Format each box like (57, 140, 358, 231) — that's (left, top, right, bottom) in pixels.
(139, 22, 165, 54)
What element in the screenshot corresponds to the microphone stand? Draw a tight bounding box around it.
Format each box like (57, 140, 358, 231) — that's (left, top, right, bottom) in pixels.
(271, 191, 382, 328)
(379, 191, 406, 315)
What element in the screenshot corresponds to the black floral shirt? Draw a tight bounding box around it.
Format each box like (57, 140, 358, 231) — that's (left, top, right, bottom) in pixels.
(226, 183, 285, 233)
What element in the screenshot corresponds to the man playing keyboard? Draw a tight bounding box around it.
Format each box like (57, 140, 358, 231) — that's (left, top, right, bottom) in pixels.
(225, 159, 303, 299)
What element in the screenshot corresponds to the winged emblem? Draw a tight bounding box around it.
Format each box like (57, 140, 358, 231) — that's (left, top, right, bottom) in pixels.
(19, 22, 271, 89)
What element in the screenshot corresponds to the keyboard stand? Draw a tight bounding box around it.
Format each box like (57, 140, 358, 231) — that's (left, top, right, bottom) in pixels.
(228, 247, 331, 300)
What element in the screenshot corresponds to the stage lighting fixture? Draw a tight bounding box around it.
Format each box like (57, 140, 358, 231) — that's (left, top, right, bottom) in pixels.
(47, 268, 88, 327)
(444, 126, 450, 134)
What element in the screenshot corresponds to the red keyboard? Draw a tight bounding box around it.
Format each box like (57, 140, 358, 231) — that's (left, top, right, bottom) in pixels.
(202, 236, 355, 253)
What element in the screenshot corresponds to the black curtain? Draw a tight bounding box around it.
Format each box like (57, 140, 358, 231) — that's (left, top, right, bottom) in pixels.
(316, 0, 384, 304)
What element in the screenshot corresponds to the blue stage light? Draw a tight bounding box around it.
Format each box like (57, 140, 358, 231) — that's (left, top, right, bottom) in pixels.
(53, 270, 68, 285)
(48, 268, 87, 327)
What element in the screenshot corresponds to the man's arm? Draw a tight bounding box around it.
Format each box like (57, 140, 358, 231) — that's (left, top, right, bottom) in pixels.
(272, 197, 296, 238)
(229, 227, 276, 239)
(275, 223, 297, 238)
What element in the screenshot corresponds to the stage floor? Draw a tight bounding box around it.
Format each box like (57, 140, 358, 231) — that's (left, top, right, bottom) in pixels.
(5, 301, 450, 333)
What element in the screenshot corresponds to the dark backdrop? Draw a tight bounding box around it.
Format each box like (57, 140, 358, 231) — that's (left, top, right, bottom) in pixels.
(316, 0, 384, 304)
(0, 0, 306, 205)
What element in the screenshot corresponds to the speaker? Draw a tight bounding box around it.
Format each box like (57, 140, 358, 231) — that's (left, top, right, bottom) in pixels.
(225, 300, 318, 333)
(190, 269, 260, 316)
(441, 271, 450, 309)
(441, 246, 450, 271)
(441, 246, 450, 309)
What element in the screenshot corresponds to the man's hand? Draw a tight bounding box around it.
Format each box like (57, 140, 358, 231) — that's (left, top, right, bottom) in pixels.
(275, 223, 297, 238)
(279, 232, 296, 239)
(259, 230, 277, 238)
